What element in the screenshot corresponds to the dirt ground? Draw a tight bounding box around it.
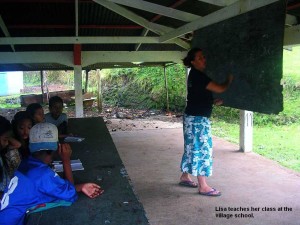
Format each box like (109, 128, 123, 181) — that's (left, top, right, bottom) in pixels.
(0, 105, 183, 132)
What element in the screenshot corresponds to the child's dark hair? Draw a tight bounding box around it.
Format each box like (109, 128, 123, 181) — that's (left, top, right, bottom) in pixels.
(26, 103, 43, 120)
(182, 48, 203, 68)
(49, 96, 63, 108)
(11, 111, 32, 139)
(0, 115, 11, 136)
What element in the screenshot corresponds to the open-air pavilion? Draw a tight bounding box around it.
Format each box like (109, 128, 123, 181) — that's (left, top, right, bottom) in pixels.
(0, 1, 300, 224)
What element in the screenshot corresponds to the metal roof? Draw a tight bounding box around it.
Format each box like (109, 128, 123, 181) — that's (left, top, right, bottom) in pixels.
(0, 0, 299, 71)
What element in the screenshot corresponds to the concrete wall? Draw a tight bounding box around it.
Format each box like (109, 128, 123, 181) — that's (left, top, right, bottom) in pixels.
(0, 71, 23, 96)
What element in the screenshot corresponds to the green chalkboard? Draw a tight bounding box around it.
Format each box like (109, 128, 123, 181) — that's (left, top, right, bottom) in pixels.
(192, 0, 286, 114)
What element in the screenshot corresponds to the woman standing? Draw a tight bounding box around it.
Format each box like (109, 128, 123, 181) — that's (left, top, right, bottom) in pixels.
(179, 48, 233, 197)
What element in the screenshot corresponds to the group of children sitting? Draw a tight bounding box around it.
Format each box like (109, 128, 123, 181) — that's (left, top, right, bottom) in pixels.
(0, 96, 103, 225)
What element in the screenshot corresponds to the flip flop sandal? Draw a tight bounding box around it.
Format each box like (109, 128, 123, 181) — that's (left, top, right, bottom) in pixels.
(179, 180, 198, 188)
(199, 188, 221, 197)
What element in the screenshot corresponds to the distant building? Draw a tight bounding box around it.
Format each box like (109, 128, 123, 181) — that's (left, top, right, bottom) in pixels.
(0, 71, 23, 96)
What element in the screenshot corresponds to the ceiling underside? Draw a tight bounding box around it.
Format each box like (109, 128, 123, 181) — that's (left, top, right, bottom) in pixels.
(0, 0, 299, 71)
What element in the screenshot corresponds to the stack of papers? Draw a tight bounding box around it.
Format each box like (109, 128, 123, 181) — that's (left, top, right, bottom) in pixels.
(64, 136, 85, 143)
(52, 159, 84, 172)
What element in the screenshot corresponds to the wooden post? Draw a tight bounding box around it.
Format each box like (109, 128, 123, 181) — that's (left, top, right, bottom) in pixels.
(163, 64, 169, 113)
(42, 71, 49, 103)
(84, 70, 89, 93)
(239, 110, 253, 152)
(96, 69, 103, 112)
(74, 66, 83, 118)
(40, 71, 44, 103)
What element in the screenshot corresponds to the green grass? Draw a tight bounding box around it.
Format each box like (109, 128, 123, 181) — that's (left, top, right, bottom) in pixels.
(211, 120, 300, 172)
(0, 95, 21, 108)
(253, 124, 300, 171)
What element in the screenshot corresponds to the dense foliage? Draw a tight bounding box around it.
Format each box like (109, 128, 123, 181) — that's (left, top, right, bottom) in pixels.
(101, 65, 187, 111)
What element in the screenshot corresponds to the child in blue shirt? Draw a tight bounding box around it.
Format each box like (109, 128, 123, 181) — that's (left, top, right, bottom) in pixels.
(0, 123, 103, 225)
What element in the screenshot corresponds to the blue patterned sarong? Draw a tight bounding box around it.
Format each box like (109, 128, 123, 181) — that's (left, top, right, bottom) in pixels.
(180, 114, 213, 177)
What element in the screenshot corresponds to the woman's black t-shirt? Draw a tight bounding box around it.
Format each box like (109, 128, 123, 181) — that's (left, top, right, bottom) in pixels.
(184, 68, 213, 117)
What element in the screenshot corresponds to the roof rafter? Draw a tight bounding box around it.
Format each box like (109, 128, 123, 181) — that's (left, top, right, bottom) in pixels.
(0, 15, 15, 52)
(0, 51, 187, 67)
(82, 51, 187, 66)
(0, 36, 177, 45)
(159, 0, 279, 43)
(106, 0, 200, 22)
(285, 14, 298, 26)
(197, 0, 238, 7)
(92, 0, 189, 49)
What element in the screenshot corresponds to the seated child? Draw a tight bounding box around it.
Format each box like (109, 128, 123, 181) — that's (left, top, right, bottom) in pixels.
(45, 96, 68, 136)
(0, 123, 103, 225)
(11, 111, 33, 159)
(26, 103, 44, 125)
(0, 116, 21, 198)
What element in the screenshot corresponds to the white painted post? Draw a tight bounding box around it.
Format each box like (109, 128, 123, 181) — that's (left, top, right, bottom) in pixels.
(239, 110, 253, 152)
(74, 65, 83, 118)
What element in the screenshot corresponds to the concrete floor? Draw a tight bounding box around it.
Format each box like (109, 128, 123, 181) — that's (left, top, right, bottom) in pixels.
(111, 128, 300, 225)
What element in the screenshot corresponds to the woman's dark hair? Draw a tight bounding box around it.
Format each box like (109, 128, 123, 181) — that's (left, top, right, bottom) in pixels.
(49, 96, 63, 108)
(26, 103, 43, 120)
(182, 47, 203, 68)
(0, 115, 11, 136)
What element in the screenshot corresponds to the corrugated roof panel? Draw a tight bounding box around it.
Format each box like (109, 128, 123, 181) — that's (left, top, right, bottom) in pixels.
(80, 2, 138, 25)
(82, 44, 135, 51)
(2, 2, 75, 37)
(177, 0, 222, 16)
(14, 44, 73, 51)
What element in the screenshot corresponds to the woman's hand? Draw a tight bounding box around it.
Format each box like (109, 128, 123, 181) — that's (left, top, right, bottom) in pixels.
(76, 183, 104, 198)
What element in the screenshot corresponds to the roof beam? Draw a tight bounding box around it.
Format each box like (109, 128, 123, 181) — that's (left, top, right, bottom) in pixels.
(159, 0, 279, 43)
(0, 15, 15, 52)
(135, 0, 189, 51)
(0, 52, 73, 66)
(93, 0, 171, 34)
(82, 51, 187, 66)
(106, 0, 200, 22)
(197, 0, 238, 7)
(284, 25, 300, 47)
(285, 14, 298, 26)
(75, 0, 79, 36)
(0, 36, 177, 45)
(0, 51, 187, 67)
(92, 0, 189, 49)
(135, 29, 149, 51)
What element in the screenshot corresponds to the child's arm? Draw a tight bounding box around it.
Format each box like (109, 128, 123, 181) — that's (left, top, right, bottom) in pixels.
(57, 143, 74, 184)
(8, 137, 21, 149)
(57, 143, 104, 199)
(75, 183, 104, 198)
